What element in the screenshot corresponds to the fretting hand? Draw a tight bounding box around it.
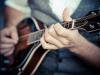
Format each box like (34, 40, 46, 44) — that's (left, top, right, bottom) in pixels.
(40, 8, 86, 50)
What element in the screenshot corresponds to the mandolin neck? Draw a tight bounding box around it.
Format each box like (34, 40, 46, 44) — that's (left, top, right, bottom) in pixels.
(17, 11, 100, 46)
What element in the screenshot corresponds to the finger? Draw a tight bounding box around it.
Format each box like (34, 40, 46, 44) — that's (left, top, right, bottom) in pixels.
(0, 43, 14, 49)
(1, 28, 10, 36)
(48, 25, 70, 45)
(0, 47, 14, 56)
(54, 23, 78, 36)
(63, 8, 72, 22)
(4, 47, 14, 56)
(1, 37, 18, 44)
(40, 35, 58, 49)
(48, 25, 58, 38)
(53, 23, 69, 37)
(44, 29, 64, 48)
(10, 27, 19, 43)
(54, 23, 79, 40)
(1, 27, 18, 44)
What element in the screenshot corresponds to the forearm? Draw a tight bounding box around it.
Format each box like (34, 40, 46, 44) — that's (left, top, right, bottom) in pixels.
(70, 35, 100, 68)
(5, 6, 27, 27)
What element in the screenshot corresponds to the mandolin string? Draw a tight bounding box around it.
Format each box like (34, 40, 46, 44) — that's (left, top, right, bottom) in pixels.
(63, 14, 100, 29)
(18, 14, 99, 40)
(18, 29, 44, 42)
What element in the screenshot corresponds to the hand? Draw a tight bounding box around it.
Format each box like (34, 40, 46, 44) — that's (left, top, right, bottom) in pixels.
(40, 8, 87, 50)
(41, 23, 85, 49)
(40, 9, 100, 67)
(0, 26, 18, 56)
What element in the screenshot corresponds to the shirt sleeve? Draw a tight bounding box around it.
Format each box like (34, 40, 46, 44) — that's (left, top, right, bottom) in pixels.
(5, 0, 31, 16)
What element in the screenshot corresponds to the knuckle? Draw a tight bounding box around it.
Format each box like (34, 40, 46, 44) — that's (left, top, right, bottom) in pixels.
(63, 40, 69, 45)
(58, 44, 64, 48)
(42, 45, 48, 49)
(57, 31, 63, 36)
(14, 40, 18, 44)
(40, 38, 42, 42)
(49, 28, 54, 33)
(45, 36, 50, 42)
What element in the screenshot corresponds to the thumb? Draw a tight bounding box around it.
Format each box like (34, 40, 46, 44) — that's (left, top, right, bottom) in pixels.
(63, 8, 72, 22)
(10, 26, 19, 44)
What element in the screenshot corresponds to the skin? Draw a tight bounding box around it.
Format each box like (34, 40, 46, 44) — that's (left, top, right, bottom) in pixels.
(0, 6, 25, 56)
(40, 9, 100, 68)
(0, 5, 100, 68)
(0, 26, 18, 56)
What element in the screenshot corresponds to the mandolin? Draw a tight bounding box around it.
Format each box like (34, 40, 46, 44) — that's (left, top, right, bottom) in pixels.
(1, 10, 100, 75)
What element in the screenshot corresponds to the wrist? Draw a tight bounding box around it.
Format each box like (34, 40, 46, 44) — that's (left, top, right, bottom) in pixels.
(69, 35, 92, 54)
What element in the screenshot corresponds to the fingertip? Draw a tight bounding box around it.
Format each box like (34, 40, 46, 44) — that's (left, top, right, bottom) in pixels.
(40, 34, 45, 44)
(63, 8, 72, 22)
(11, 26, 18, 41)
(55, 23, 61, 26)
(4, 47, 14, 56)
(40, 36, 43, 43)
(54, 23, 64, 30)
(13, 40, 18, 44)
(12, 33, 19, 40)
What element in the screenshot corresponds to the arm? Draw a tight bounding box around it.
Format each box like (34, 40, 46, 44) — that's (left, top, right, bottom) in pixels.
(70, 35, 100, 68)
(40, 9, 100, 68)
(66, 29, 100, 68)
(0, 0, 30, 56)
(40, 23, 100, 68)
(5, 6, 26, 27)
(5, 0, 31, 27)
